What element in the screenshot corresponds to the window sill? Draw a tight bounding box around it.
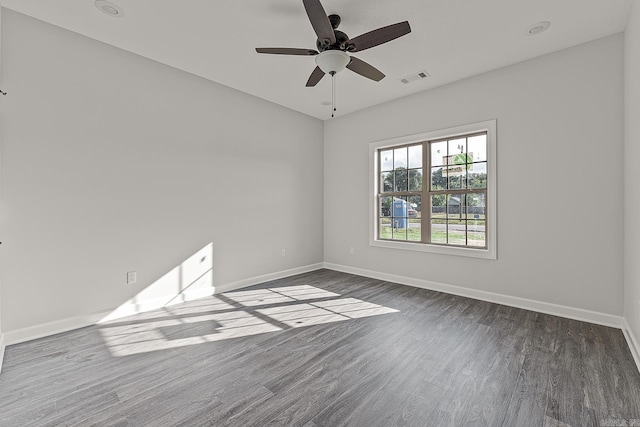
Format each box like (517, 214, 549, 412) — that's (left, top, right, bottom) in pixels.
(370, 238, 496, 260)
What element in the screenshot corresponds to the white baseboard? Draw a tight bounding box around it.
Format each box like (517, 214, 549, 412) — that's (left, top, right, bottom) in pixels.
(323, 263, 624, 329)
(98, 285, 217, 323)
(213, 263, 324, 294)
(0, 333, 5, 374)
(4, 311, 110, 346)
(4, 263, 324, 346)
(100, 263, 325, 322)
(623, 319, 640, 374)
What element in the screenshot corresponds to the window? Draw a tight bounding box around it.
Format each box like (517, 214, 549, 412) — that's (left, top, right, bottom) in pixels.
(369, 120, 496, 259)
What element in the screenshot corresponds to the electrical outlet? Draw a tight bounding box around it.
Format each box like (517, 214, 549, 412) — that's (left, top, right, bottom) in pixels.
(127, 271, 137, 285)
(350, 246, 355, 255)
(281, 249, 286, 257)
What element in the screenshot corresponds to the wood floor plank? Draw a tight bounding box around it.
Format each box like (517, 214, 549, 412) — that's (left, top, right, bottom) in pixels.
(1, 269, 639, 426)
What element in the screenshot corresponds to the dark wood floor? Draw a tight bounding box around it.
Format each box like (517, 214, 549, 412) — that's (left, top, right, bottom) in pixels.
(1, 269, 640, 426)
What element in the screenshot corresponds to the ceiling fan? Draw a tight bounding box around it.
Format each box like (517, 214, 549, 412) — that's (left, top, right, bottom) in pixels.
(255, 0, 411, 87)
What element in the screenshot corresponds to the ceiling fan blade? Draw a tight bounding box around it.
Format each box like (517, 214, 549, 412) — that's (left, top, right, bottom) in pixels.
(306, 66, 326, 87)
(347, 21, 411, 52)
(256, 48, 319, 56)
(346, 57, 385, 82)
(303, 0, 336, 47)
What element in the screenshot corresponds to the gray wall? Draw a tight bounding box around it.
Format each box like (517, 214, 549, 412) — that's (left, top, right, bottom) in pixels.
(0, 10, 324, 333)
(324, 34, 624, 315)
(0, 6, 3, 367)
(625, 1, 640, 346)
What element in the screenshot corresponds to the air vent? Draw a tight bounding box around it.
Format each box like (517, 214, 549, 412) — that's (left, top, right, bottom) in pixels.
(400, 70, 430, 84)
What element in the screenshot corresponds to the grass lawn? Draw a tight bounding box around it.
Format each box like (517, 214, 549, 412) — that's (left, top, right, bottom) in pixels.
(379, 226, 422, 241)
(379, 225, 485, 246)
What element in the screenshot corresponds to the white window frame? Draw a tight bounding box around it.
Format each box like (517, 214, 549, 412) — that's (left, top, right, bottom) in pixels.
(369, 120, 497, 260)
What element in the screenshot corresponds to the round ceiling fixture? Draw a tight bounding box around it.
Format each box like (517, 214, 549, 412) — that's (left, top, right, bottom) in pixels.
(94, 0, 125, 17)
(315, 50, 350, 74)
(527, 21, 551, 36)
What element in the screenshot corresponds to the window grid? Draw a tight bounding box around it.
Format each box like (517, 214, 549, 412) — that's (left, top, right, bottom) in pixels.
(377, 131, 488, 249)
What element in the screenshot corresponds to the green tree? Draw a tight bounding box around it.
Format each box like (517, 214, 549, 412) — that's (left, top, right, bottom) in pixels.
(431, 167, 446, 190)
(383, 167, 422, 192)
(430, 168, 446, 210)
(467, 173, 487, 190)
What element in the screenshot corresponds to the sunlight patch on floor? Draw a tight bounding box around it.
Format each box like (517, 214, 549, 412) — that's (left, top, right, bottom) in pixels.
(100, 311, 282, 356)
(100, 284, 398, 357)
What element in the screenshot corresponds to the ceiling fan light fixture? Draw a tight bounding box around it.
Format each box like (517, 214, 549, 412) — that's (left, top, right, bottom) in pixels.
(315, 50, 350, 74)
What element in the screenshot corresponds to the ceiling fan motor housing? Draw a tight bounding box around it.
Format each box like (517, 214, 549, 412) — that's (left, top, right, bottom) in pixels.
(315, 14, 351, 52)
(316, 29, 350, 52)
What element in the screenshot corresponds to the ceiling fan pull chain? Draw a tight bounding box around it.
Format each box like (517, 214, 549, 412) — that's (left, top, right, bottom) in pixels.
(334, 72, 337, 114)
(331, 71, 336, 118)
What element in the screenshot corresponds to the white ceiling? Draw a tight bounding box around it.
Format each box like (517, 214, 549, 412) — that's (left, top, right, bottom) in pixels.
(0, 0, 633, 120)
